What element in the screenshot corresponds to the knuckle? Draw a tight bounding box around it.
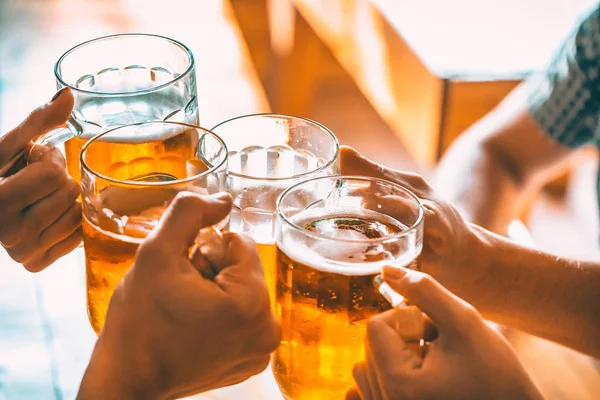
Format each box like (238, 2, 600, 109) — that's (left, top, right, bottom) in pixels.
(0, 181, 8, 206)
(171, 191, 202, 212)
(261, 318, 282, 353)
(25, 211, 45, 235)
(65, 178, 81, 200)
(404, 172, 428, 188)
(251, 355, 271, 375)
(45, 162, 67, 183)
(6, 247, 32, 265)
(351, 363, 363, 379)
(23, 258, 49, 273)
(366, 313, 386, 335)
(409, 271, 435, 293)
(0, 223, 23, 248)
(137, 237, 168, 260)
(458, 303, 483, 325)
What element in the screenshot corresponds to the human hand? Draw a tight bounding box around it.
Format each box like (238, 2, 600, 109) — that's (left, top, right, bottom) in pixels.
(340, 146, 480, 294)
(78, 192, 281, 400)
(346, 266, 542, 400)
(0, 88, 81, 271)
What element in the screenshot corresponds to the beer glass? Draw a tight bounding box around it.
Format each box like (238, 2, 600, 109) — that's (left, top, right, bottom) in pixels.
(30, 34, 198, 183)
(211, 114, 339, 305)
(273, 175, 424, 400)
(80, 121, 227, 334)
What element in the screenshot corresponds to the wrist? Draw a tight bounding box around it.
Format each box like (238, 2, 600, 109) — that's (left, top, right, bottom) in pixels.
(78, 330, 162, 400)
(446, 223, 496, 301)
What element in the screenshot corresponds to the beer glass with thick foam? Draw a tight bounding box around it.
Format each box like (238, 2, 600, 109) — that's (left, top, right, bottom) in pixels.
(274, 175, 424, 400)
(211, 114, 339, 305)
(30, 34, 198, 181)
(80, 121, 227, 334)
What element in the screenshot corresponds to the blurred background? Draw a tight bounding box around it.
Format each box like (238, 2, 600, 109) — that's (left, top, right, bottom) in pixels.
(1, 0, 599, 399)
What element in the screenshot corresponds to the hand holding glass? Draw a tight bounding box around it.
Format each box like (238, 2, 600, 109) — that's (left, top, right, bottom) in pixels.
(80, 121, 227, 333)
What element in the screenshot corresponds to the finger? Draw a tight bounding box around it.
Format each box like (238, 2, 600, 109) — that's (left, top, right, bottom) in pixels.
(213, 232, 273, 318)
(365, 355, 385, 400)
(146, 192, 232, 256)
(345, 387, 362, 400)
(0, 161, 67, 213)
(382, 266, 476, 335)
(362, 194, 422, 228)
(38, 201, 82, 249)
(340, 146, 385, 178)
(21, 176, 80, 239)
(189, 245, 216, 280)
(0, 214, 24, 248)
(353, 362, 374, 400)
(367, 309, 425, 375)
(5, 201, 81, 265)
(1, 153, 27, 178)
(339, 146, 431, 197)
(36, 147, 67, 169)
(214, 232, 264, 287)
(0, 87, 73, 169)
(23, 227, 82, 272)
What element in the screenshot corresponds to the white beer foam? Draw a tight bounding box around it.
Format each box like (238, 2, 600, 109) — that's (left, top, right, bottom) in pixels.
(277, 207, 414, 276)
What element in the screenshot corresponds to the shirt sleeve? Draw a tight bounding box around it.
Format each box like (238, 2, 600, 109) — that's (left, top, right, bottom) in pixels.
(528, 5, 600, 148)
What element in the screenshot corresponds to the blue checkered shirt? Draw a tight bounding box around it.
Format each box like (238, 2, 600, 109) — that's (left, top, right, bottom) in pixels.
(528, 4, 600, 211)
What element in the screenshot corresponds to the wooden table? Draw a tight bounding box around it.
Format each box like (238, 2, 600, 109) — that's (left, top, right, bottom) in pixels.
(0, 1, 280, 398)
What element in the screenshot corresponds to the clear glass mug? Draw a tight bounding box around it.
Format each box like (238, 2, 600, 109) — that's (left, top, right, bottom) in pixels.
(20, 34, 198, 183)
(80, 121, 227, 334)
(273, 175, 424, 400)
(211, 114, 339, 306)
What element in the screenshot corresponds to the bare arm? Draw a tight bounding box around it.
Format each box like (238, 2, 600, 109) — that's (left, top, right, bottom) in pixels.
(451, 224, 600, 357)
(341, 145, 600, 357)
(435, 83, 579, 235)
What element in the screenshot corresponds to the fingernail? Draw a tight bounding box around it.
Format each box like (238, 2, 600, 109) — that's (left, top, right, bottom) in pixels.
(50, 87, 68, 103)
(382, 265, 409, 281)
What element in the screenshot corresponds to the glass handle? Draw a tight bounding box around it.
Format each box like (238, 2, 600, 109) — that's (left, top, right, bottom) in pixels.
(373, 274, 406, 308)
(0, 122, 76, 176)
(27, 118, 79, 163)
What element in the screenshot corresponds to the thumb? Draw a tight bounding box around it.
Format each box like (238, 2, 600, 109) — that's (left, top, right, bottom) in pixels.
(0, 87, 74, 168)
(366, 307, 425, 377)
(147, 192, 232, 256)
(382, 266, 474, 336)
(339, 145, 386, 179)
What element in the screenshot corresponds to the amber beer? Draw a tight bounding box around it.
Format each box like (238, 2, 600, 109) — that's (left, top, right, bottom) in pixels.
(256, 241, 277, 306)
(273, 207, 411, 400)
(83, 201, 160, 334)
(80, 123, 225, 334)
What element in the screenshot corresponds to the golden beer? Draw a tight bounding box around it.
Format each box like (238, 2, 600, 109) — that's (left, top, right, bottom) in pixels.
(256, 241, 277, 307)
(82, 150, 188, 334)
(80, 122, 226, 334)
(273, 208, 406, 400)
(83, 206, 153, 334)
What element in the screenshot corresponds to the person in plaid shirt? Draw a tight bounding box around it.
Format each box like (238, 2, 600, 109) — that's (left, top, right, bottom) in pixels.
(343, 4, 600, 398)
(437, 3, 600, 235)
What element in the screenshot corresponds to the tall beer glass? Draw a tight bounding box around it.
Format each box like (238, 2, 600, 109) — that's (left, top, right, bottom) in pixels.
(274, 176, 424, 400)
(30, 34, 198, 182)
(211, 114, 339, 305)
(80, 121, 227, 334)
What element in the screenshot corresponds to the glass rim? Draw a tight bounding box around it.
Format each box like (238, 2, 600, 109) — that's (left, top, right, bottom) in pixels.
(80, 121, 228, 187)
(276, 175, 425, 244)
(54, 33, 195, 96)
(211, 113, 340, 182)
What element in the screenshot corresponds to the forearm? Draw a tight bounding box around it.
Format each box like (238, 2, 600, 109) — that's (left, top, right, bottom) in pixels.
(453, 225, 600, 357)
(435, 138, 521, 235)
